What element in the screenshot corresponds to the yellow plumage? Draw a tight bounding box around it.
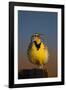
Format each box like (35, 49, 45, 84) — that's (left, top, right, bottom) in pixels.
(27, 34, 49, 67)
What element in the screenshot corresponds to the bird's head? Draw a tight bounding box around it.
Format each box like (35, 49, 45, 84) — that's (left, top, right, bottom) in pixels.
(31, 33, 42, 44)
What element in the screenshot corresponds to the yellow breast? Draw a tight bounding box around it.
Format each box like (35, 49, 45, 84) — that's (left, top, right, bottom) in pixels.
(28, 42, 49, 65)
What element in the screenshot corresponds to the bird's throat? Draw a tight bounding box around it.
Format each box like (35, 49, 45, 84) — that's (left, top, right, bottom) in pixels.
(34, 41, 41, 50)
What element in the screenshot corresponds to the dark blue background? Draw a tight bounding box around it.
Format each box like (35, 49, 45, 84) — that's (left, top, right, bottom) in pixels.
(18, 10, 57, 58)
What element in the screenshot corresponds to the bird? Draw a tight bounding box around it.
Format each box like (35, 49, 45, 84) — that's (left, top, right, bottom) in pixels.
(27, 33, 49, 69)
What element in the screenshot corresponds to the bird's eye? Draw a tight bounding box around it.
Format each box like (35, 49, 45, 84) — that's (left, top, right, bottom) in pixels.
(35, 35, 38, 37)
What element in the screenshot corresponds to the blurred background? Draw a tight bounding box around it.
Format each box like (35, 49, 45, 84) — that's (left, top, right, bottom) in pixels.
(18, 10, 57, 78)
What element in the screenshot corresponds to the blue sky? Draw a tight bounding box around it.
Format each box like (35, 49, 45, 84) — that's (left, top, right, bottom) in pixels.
(18, 10, 57, 57)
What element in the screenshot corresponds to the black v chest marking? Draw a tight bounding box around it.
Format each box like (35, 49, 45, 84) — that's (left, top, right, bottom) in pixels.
(34, 41, 41, 50)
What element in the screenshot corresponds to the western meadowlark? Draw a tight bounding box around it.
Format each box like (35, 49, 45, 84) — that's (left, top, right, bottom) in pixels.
(27, 33, 49, 69)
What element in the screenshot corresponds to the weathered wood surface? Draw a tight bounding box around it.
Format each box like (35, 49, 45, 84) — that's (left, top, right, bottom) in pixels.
(18, 69, 48, 79)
